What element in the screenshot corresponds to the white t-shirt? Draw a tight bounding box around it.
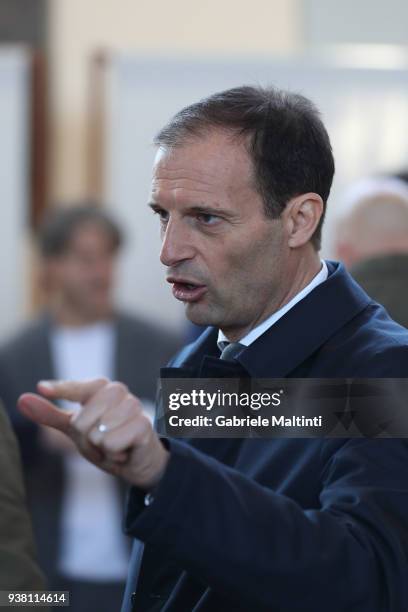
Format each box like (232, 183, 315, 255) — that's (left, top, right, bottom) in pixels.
(50, 321, 130, 582)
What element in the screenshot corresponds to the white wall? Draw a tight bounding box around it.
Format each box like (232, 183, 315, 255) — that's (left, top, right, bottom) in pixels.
(304, 0, 408, 45)
(0, 47, 30, 338)
(48, 0, 300, 202)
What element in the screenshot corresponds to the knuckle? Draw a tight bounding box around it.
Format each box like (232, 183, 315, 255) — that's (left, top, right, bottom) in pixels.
(126, 395, 142, 414)
(106, 438, 121, 454)
(88, 428, 99, 445)
(69, 410, 83, 430)
(100, 435, 114, 454)
(106, 381, 129, 396)
(98, 437, 108, 452)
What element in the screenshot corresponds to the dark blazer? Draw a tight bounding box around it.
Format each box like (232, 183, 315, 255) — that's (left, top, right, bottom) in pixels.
(0, 312, 181, 582)
(122, 262, 408, 612)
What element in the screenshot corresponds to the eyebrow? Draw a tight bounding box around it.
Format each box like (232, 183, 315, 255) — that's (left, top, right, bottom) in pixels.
(148, 202, 237, 219)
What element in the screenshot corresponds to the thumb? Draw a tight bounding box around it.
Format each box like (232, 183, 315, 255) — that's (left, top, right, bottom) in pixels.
(18, 393, 72, 434)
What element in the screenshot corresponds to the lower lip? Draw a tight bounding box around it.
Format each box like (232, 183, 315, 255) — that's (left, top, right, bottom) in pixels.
(172, 283, 207, 303)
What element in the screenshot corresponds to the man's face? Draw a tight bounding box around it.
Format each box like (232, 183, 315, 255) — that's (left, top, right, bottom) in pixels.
(150, 130, 292, 340)
(46, 222, 117, 321)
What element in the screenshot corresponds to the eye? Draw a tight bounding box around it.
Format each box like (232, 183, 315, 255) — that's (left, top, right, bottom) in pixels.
(153, 208, 169, 224)
(197, 213, 220, 225)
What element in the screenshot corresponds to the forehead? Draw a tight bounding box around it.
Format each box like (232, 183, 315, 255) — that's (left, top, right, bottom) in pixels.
(151, 130, 255, 202)
(66, 222, 115, 252)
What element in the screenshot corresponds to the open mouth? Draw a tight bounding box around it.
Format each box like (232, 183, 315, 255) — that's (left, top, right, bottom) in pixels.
(170, 281, 207, 303)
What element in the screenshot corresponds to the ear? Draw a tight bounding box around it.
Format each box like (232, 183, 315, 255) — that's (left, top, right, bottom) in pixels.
(283, 193, 324, 249)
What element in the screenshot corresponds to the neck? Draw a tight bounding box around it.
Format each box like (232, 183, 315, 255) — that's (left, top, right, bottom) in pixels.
(221, 249, 322, 342)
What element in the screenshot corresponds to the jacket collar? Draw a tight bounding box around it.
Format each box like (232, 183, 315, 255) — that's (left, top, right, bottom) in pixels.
(162, 261, 372, 379)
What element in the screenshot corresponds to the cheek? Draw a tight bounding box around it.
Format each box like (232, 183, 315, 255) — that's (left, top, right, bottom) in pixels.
(226, 239, 266, 274)
(202, 221, 283, 289)
(65, 268, 91, 292)
(228, 236, 283, 289)
(205, 245, 243, 285)
(205, 247, 255, 303)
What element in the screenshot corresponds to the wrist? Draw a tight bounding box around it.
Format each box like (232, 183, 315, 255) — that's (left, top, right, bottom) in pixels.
(141, 442, 170, 491)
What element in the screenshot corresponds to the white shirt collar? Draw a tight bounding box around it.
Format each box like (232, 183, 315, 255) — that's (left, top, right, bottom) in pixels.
(217, 260, 328, 350)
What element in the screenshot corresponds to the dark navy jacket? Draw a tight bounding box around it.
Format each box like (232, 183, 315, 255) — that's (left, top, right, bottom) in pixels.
(122, 262, 408, 612)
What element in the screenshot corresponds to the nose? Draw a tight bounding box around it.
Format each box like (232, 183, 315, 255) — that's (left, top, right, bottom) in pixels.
(159, 218, 195, 267)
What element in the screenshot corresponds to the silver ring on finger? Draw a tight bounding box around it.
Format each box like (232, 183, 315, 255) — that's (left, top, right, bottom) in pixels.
(97, 422, 109, 434)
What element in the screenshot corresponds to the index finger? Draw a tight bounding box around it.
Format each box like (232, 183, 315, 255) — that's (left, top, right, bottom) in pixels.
(18, 393, 73, 434)
(37, 378, 109, 404)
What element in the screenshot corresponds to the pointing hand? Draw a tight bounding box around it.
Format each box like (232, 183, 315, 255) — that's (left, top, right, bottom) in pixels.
(18, 379, 169, 490)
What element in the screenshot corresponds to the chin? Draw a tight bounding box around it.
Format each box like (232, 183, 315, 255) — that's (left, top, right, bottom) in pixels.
(83, 303, 112, 320)
(185, 302, 219, 328)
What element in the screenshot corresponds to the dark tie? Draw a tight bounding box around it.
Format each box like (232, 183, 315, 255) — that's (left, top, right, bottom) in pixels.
(219, 342, 245, 361)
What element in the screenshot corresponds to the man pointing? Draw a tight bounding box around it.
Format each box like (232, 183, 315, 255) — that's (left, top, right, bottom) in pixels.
(19, 86, 408, 611)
